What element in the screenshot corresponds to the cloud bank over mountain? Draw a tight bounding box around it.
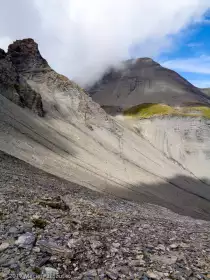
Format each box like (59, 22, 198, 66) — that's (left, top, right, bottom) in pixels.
(0, 0, 210, 85)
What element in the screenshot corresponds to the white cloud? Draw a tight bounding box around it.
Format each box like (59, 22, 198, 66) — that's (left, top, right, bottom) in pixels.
(162, 56, 210, 74)
(0, 36, 12, 51)
(1, 0, 210, 85)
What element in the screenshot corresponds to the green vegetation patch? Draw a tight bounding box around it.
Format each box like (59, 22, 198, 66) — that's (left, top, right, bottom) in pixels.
(32, 267, 41, 275)
(123, 103, 210, 119)
(32, 218, 47, 229)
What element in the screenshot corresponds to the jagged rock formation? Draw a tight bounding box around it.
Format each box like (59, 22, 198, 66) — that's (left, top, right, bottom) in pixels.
(7, 39, 49, 72)
(0, 40, 44, 117)
(89, 58, 210, 113)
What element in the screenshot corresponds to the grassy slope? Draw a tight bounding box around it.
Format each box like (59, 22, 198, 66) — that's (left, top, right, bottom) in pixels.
(124, 103, 210, 119)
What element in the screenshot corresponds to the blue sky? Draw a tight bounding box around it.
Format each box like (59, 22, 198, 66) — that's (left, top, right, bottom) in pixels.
(158, 12, 210, 88)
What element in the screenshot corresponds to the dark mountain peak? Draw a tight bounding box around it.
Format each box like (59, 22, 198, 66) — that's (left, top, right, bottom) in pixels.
(7, 38, 49, 72)
(89, 57, 209, 111)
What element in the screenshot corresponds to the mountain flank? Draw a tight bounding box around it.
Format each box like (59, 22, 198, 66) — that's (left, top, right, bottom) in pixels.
(89, 58, 210, 115)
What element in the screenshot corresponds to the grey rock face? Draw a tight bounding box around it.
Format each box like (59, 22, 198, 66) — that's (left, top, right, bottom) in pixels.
(17, 76, 44, 117)
(89, 58, 210, 111)
(0, 40, 44, 116)
(0, 55, 21, 105)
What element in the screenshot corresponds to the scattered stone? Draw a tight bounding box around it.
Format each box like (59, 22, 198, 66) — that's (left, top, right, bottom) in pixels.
(15, 232, 36, 248)
(83, 269, 98, 278)
(0, 242, 10, 252)
(146, 271, 161, 280)
(8, 226, 18, 234)
(42, 267, 59, 279)
(151, 254, 178, 265)
(67, 238, 78, 249)
(112, 242, 120, 248)
(106, 270, 119, 280)
(90, 240, 103, 250)
(37, 256, 51, 267)
(33, 246, 41, 253)
(156, 244, 165, 251)
(170, 243, 179, 249)
(36, 240, 72, 257)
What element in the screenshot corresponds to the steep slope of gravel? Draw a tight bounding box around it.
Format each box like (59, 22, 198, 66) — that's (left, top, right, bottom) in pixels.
(0, 151, 210, 279)
(89, 58, 210, 113)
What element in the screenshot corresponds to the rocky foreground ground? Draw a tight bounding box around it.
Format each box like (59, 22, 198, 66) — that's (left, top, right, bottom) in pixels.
(0, 151, 210, 280)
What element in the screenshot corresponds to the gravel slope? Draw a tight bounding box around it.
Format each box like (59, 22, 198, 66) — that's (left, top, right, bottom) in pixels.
(1, 151, 210, 279)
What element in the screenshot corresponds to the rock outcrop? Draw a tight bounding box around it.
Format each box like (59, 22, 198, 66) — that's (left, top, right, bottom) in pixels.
(7, 39, 49, 72)
(0, 40, 45, 117)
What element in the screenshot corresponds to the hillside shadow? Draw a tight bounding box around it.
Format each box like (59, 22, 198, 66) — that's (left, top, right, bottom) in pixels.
(112, 175, 210, 221)
(1, 148, 210, 222)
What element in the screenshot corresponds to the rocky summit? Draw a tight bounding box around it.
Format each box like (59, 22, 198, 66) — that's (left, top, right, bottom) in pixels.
(89, 58, 210, 114)
(0, 39, 45, 117)
(0, 39, 210, 279)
